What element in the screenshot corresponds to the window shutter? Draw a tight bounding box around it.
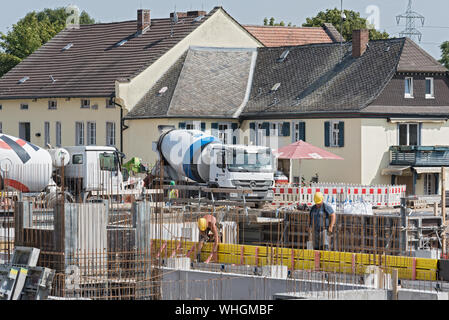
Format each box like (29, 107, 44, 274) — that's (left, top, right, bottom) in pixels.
(231, 123, 238, 144)
(201, 122, 206, 132)
(179, 122, 186, 129)
(282, 122, 290, 137)
(249, 122, 256, 144)
(262, 122, 270, 136)
(338, 121, 345, 147)
(211, 123, 218, 138)
(324, 122, 330, 147)
(299, 122, 306, 141)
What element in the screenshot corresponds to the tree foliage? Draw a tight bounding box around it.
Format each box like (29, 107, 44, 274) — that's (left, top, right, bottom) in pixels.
(0, 7, 94, 77)
(440, 41, 449, 69)
(0, 53, 21, 76)
(263, 17, 293, 27)
(302, 8, 389, 41)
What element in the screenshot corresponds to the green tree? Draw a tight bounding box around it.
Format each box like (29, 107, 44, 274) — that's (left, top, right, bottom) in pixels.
(302, 8, 389, 41)
(0, 7, 94, 77)
(263, 17, 292, 27)
(440, 41, 449, 69)
(0, 53, 21, 76)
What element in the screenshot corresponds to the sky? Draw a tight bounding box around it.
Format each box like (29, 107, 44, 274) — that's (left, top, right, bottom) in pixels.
(0, 0, 448, 59)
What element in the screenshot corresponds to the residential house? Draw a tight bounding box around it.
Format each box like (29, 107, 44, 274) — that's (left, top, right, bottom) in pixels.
(0, 7, 262, 151)
(127, 29, 449, 195)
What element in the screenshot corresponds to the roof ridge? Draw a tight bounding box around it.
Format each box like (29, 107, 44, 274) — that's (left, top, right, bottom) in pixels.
(244, 25, 324, 30)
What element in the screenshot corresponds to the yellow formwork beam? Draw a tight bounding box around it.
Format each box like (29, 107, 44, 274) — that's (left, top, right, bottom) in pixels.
(151, 239, 438, 281)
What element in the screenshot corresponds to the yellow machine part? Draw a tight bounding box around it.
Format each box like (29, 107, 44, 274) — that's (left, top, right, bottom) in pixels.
(151, 239, 438, 281)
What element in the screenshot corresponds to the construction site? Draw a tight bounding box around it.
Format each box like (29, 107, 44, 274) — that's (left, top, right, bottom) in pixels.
(1, 129, 449, 301)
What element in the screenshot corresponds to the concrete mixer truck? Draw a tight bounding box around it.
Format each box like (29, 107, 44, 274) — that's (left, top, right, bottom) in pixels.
(0, 133, 143, 203)
(155, 129, 275, 204)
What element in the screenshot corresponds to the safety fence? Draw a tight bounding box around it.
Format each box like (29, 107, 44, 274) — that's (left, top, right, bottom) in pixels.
(271, 184, 407, 209)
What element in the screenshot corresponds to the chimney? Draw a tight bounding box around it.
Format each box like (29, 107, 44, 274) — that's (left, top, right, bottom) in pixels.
(352, 29, 370, 58)
(170, 12, 188, 18)
(137, 9, 151, 33)
(187, 10, 206, 17)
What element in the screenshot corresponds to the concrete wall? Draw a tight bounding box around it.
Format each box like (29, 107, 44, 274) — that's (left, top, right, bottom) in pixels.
(116, 8, 262, 110)
(161, 268, 366, 300)
(0, 98, 119, 148)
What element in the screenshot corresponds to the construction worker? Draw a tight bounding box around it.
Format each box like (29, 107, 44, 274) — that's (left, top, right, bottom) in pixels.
(197, 214, 220, 263)
(167, 181, 178, 206)
(308, 192, 336, 251)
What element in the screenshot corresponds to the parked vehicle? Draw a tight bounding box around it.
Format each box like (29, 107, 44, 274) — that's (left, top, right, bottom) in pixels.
(0, 133, 143, 203)
(156, 129, 275, 203)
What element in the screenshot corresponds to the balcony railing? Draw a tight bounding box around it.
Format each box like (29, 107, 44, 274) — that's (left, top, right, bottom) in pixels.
(390, 145, 449, 166)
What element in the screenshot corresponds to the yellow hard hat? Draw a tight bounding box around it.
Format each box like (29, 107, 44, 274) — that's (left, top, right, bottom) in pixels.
(314, 192, 324, 205)
(198, 218, 207, 232)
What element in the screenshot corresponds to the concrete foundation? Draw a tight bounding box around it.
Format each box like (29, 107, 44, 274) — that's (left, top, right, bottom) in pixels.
(261, 265, 288, 279)
(160, 267, 368, 300)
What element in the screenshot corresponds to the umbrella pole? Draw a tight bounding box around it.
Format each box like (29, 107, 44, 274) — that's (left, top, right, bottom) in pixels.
(289, 159, 293, 185)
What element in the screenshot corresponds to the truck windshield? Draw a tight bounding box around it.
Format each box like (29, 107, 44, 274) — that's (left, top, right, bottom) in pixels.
(227, 149, 273, 173)
(99, 152, 118, 172)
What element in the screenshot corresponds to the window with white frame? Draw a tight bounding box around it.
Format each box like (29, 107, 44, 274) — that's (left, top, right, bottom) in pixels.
(80, 99, 90, 109)
(106, 122, 116, 146)
(20, 103, 29, 110)
(185, 121, 201, 130)
(330, 121, 340, 147)
(56, 122, 61, 147)
(398, 123, 419, 146)
(48, 100, 57, 110)
(425, 77, 434, 99)
(404, 77, 414, 98)
(218, 123, 231, 144)
(270, 122, 280, 136)
(293, 122, 306, 142)
(75, 122, 84, 145)
(87, 122, 96, 145)
(44, 122, 50, 146)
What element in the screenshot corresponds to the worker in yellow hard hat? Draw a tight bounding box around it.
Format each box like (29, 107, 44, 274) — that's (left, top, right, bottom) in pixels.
(197, 214, 220, 263)
(308, 192, 336, 251)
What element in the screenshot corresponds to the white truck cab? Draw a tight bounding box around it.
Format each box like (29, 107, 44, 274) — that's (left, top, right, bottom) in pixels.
(63, 146, 124, 196)
(209, 144, 275, 201)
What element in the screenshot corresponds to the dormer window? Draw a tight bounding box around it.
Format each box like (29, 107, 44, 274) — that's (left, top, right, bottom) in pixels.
(48, 100, 57, 110)
(81, 99, 90, 109)
(404, 77, 413, 98)
(425, 77, 434, 99)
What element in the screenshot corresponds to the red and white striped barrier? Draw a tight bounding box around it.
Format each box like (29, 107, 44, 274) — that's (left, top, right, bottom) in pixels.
(271, 184, 406, 208)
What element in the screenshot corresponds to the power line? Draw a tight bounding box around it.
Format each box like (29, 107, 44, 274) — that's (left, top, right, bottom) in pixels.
(396, 0, 425, 42)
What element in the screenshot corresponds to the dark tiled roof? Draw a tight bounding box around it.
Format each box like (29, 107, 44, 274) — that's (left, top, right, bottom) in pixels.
(242, 38, 405, 117)
(126, 37, 449, 121)
(0, 8, 219, 99)
(126, 47, 256, 119)
(243, 25, 337, 47)
(124, 52, 187, 118)
(397, 38, 448, 73)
